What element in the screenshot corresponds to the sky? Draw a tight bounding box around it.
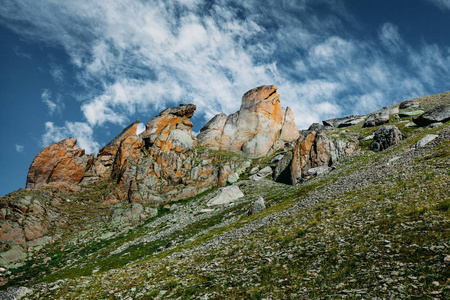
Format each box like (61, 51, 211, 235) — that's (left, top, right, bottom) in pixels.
(1, 0, 450, 196)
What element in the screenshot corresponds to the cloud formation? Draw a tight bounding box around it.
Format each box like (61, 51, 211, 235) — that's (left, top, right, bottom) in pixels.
(1, 0, 449, 154)
(15, 144, 24, 153)
(41, 89, 64, 115)
(42, 121, 100, 154)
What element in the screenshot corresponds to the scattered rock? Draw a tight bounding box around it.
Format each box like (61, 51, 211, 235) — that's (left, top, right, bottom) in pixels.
(413, 105, 450, 126)
(249, 166, 273, 181)
(207, 185, 244, 207)
(362, 134, 374, 141)
(227, 173, 239, 184)
(399, 99, 419, 109)
(415, 134, 438, 148)
(247, 197, 266, 216)
(370, 126, 403, 152)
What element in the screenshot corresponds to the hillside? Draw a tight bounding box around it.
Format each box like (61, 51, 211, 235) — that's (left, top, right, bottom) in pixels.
(0, 87, 449, 299)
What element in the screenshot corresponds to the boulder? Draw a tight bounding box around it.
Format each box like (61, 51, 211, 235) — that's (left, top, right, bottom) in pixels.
(363, 107, 398, 128)
(290, 131, 355, 184)
(370, 125, 402, 152)
(306, 166, 331, 177)
(413, 105, 450, 126)
(26, 138, 92, 189)
(247, 197, 266, 216)
(207, 185, 244, 207)
(308, 123, 325, 132)
(198, 85, 299, 157)
(323, 115, 366, 128)
(398, 110, 424, 117)
(273, 152, 293, 184)
(399, 99, 419, 109)
(415, 134, 439, 148)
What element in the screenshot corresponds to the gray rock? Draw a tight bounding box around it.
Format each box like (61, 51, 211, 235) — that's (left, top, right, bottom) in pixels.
(362, 134, 374, 141)
(415, 134, 439, 148)
(399, 99, 419, 109)
(207, 185, 244, 207)
(413, 105, 450, 126)
(363, 112, 390, 127)
(306, 166, 331, 177)
(370, 125, 403, 152)
(249, 166, 273, 181)
(227, 172, 239, 184)
(398, 110, 424, 117)
(167, 129, 194, 152)
(0, 286, 32, 300)
(308, 123, 325, 132)
(427, 122, 443, 129)
(273, 151, 293, 184)
(247, 197, 266, 216)
(323, 115, 366, 128)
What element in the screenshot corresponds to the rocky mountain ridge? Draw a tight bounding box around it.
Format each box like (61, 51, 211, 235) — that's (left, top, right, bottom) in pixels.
(0, 86, 449, 299)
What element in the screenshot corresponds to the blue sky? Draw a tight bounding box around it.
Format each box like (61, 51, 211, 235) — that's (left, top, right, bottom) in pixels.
(1, 0, 450, 196)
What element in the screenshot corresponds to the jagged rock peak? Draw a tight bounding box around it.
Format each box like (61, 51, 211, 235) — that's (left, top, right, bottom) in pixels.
(141, 104, 196, 137)
(198, 85, 299, 158)
(26, 138, 92, 189)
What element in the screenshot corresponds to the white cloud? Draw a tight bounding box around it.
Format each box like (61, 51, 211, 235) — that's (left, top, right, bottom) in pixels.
(49, 63, 64, 82)
(42, 121, 100, 154)
(41, 89, 64, 115)
(15, 144, 24, 152)
(429, 0, 450, 10)
(378, 23, 403, 53)
(136, 122, 145, 135)
(1, 0, 449, 139)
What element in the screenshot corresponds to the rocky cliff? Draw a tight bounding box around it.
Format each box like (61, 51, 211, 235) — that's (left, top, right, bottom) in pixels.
(0, 87, 449, 299)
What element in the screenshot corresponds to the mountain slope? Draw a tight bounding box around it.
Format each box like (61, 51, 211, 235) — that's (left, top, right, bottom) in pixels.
(1, 89, 449, 299)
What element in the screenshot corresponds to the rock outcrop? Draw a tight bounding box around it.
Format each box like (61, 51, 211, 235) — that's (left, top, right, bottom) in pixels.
(323, 115, 366, 128)
(370, 126, 403, 152)
(363, 107, 399, 128)
(26, 138, 93, 189)
(413, 105, 450, 126)
(198, 85, 299, 157)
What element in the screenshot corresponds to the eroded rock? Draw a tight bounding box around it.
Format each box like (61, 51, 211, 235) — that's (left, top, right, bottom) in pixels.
(370, 125, 403, 152)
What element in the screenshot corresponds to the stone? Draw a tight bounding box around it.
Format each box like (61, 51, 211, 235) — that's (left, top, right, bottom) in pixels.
(323, 115, 366, 128)
(306, 166, 331, 177)
(415, 134, 438, 148)
(290, 131, 355, 184)
(0, 245, 27, 268)
(227, 172, 239, 184)
(165, 129, 194, 152)
(413, 105, 450, 126)
(218, 165, 232, 187)
(427, 122, 443, 129)
(207, 185, 244, 207)
(0, 286, 32, 300)
(308, 123, 325, 132)
(362, 134, 374, 141)
(26, 138, 92, 189)
(370, 126, 403, 152)
(198, 85, 299, 157)
(249, 166, 273, 181)
(399, 99, 419, 109)
(363, 107, 398, 128)
(273, 152, 293, 184)
(398, 110, 424, 117)
(247, 197, 266, 216)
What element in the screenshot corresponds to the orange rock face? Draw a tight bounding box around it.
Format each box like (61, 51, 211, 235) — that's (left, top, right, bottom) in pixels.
(198, 85, 299, 158)
(26, 138, 92, 189)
